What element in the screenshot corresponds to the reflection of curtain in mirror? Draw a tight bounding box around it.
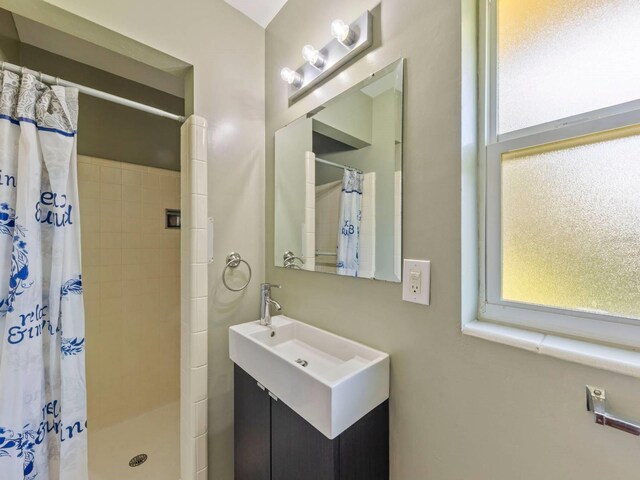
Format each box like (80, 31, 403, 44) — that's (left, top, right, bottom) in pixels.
(336, 170, 363, 277)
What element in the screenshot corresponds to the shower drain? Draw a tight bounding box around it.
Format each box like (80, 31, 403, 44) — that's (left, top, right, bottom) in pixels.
(128, 454, 148, 468)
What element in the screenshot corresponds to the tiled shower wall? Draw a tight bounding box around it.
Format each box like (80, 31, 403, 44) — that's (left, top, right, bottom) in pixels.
(78, 155, 180, 430)
(315, 180, 341, 274)
(303, 152, 316, 271)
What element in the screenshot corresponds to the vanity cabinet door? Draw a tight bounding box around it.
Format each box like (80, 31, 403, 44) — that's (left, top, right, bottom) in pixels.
(234, 365, 271, 480)
(271, 397, 339, 480)
(339, 401, 389, 480)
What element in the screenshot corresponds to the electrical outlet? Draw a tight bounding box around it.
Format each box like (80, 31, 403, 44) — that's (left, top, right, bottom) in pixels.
(410, 270, 421, 294)
(402, 259, 430, 305)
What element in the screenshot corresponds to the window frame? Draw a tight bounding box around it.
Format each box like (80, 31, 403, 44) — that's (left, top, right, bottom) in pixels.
(479, 0, 640, 349)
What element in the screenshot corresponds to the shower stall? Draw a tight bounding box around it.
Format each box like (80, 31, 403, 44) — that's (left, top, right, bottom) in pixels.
(0, 8, 209, 479)
(78, 156, 181, 479)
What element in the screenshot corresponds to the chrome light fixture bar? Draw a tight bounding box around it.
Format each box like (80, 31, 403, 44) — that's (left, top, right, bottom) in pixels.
(280, 67, 303, 87)
(282, 10, 373, 104)
(302, 45, 326, 69)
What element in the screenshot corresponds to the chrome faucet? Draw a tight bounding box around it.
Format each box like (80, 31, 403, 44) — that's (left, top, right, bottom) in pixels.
(260, 283, 282, 326)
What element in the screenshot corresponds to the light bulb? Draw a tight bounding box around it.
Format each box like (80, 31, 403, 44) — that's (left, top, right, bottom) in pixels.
(302, 45, 325, 69)
(331, 19, 356, 45)
(280, 67, 303, 87)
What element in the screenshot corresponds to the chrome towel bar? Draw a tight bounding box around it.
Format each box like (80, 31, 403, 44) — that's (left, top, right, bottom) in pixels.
(586, 385, 640, 436)
(283, 251, 304, 269)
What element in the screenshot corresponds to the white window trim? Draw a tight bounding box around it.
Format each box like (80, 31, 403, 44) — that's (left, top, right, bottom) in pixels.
(461, 0, 640, 378)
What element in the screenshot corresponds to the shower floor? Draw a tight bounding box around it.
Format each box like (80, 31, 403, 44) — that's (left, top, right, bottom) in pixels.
(89, 401, 179, 480)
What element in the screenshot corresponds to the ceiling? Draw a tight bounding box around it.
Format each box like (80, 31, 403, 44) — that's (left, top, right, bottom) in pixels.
(224, 0, 288, 28)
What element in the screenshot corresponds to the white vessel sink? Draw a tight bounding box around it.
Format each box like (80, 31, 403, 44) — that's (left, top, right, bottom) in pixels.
(229, 315, 390, 439)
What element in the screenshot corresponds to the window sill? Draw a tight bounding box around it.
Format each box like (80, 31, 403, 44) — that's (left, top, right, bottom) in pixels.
(463, 319, 640, 378)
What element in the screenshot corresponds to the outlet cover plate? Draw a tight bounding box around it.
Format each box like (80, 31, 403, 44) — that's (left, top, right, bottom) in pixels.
(402, 259, 430, 305)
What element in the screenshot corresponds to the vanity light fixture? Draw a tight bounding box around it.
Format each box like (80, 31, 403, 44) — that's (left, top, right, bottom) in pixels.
(331, 19, 357, 46)
(280, 67, 303, 87)
(302, 45, 326, 69)
(282, 10, 372, 104)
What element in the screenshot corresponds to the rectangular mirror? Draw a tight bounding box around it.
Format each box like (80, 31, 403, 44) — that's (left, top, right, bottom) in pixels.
(274, 59, 403, 281)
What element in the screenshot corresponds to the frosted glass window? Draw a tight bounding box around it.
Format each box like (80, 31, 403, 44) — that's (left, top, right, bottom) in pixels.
(501, 126, 640, 319)
(498, 0, 640, 134)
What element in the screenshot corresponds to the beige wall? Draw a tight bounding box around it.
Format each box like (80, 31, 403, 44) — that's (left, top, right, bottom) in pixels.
(20, 44, 184, 171)
(0, 6, 183, 170)
(266, 1, 640, 479)
(78, 156, 180, 431)
(314, 90, 373, 147)
(8, 1, 267, 477)
(0, 8, 18, 62)
(274, 116, 312, 265)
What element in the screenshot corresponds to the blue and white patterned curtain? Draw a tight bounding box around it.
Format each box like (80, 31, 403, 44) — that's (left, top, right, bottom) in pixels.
(0, 71, 87, 479)
(336, 169, 363, 277)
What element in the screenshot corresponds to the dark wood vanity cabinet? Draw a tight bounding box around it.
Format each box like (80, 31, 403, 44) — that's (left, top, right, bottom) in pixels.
(234, 365, 389, 480)
(234, 363, 271, 480)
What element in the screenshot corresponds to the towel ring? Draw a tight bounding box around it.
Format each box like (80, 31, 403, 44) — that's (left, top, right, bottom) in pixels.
(222, 252, 252, 292)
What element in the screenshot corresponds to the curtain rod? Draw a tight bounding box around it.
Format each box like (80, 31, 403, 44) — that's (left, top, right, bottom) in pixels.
(315, 157, 362, 174)
(1, 61, 186, 123)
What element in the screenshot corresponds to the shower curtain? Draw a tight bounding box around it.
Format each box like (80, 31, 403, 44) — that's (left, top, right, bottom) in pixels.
(0, 71, 87, 479)
(336, 169, 363, 277)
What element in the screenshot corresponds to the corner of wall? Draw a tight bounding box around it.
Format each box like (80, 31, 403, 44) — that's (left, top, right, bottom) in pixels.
(181, 114, 209, 480)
